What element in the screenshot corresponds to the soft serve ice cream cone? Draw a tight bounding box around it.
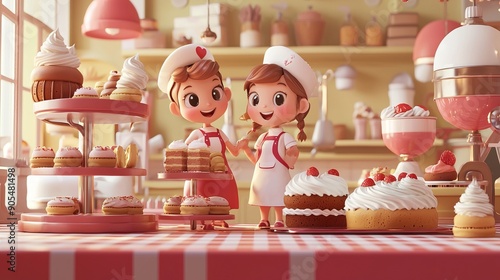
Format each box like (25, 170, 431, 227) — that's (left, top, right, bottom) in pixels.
(110, 54, 148, 102)
(31, 29, 83, 102)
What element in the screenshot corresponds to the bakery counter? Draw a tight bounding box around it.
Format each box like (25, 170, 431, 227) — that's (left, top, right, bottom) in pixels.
(1, 223, 499, 280)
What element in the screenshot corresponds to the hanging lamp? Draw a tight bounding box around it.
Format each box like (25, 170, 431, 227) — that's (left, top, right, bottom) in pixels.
(82, 0, 142, 40)
(200, 0, 217, 44)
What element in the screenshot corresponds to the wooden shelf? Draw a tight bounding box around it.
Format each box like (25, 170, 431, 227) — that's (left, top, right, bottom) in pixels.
(123, 46, 414, 67)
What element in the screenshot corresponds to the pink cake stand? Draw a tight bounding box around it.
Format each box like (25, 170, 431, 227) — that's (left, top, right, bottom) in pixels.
(19, 98, 157, 233)
(382, 117, 436, 177)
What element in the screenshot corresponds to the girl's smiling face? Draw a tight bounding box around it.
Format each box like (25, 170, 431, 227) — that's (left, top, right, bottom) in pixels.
(172, 75, 230, 124)
(247, 76, 307, 128)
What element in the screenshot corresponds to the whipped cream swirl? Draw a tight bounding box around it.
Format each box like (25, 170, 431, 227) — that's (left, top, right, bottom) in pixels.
(412, 105, 430, 117)
(345, 177, 437, 211)
(116, 54, 148, 90)
(454, 179, 494, 217)
(188, 138, 208, 149)
(284, 171, 349, 197)
(380, 104, 430, 119)
(34, 29, 80, 68)
(168, 140, 187, 150)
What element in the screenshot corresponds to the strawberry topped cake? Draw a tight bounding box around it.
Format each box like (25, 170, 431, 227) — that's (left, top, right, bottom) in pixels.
(283, 167, 348, 228)
(345, 173, 438, 230)
(424, 150, 457, 181)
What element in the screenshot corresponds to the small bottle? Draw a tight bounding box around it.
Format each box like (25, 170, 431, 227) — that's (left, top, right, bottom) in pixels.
(340, 11, 358, 46)
(365, 15, 384, 46)
(271, 12, 289, 46)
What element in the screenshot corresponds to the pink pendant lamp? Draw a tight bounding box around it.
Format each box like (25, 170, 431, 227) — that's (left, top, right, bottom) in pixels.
(82, 0, 142, 39)
(412, 0, 461, 82)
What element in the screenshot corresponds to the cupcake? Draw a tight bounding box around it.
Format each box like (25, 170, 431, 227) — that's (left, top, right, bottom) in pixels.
(53, 146, 82, 167)
(31, 29, 83, 102)
(453, 178, 496, 238)
(110, 54, 148, 102)
(72, 87, 99, 99)
(30, 146, 55, 168)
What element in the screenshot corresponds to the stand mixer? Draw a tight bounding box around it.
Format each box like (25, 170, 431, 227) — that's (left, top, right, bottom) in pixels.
(433, 1, 500, 221)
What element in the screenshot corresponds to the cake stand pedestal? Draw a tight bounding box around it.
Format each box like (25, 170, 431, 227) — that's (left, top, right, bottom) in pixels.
(19, 99, 157, 233)
(158, 172, 235, 230)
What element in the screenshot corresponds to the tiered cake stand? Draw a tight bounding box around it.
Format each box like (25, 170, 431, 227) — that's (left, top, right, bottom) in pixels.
(19, 99, 157, 233)
(157, 172, 235, 230)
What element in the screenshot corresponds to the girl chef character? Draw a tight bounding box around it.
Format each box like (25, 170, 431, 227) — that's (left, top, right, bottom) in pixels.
(241, 46, 318, 229)
(158, 44, 244, 211)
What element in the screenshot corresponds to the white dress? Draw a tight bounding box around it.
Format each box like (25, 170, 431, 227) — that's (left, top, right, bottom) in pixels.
(248, 127, 296, 206)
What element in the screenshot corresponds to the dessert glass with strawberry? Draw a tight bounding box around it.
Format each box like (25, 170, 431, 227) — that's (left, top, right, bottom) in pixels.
(381, 103, 436, 178)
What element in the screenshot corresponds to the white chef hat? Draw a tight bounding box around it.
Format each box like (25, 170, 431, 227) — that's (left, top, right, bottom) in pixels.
(157, 44, 215, 99)
(262, 46, 318, 98)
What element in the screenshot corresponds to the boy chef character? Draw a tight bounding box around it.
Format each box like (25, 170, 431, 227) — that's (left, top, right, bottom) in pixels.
(241, 46, 318, 229)
(158, 44, 245, 211)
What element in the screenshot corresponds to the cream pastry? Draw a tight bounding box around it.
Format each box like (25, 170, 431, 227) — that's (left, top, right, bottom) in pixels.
(453, 178, 496, 238)
(46, 196, 80, 215)
(53, 146, 82, 167)
(88, 146, 116, 167)
(180, 195, 210, 215)
(31, 29, 83, 101)
(102, 195, 143, 215)
(30, 146, 55, 168)
(72, 87, 99, 99)
(110, 54, 148, 102)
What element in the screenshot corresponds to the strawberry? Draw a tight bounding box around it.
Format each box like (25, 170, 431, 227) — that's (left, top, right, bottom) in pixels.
(397, 172, 408, 181)
(373, 173, 385, 181)
(383, 174, 397, 183)
(407, 173, 418, 179)
(440, 150, 456, 166)
(361, 178, 376, 187)
(394, 103, 412, 114)
(327, 169, 340, 176)
(306, 167, 319, 177)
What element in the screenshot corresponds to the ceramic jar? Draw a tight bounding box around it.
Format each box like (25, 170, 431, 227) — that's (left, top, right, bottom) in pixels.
(294, 7, 325, 46)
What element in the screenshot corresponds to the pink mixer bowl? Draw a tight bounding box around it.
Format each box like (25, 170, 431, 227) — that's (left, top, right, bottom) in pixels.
(382, 117, 436, 158)
(435, 96, 500, 131)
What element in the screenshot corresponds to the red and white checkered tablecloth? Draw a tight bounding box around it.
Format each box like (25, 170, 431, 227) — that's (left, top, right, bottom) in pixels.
(1, 224, 500, 280)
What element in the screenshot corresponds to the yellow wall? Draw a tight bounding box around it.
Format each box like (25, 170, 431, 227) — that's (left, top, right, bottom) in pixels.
(67, 0, 466, 148)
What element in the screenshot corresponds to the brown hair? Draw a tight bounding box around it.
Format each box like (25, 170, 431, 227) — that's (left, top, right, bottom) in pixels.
(169, 59, 223, 103)
(242, 64, 310, 142)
